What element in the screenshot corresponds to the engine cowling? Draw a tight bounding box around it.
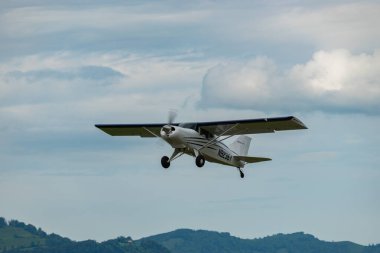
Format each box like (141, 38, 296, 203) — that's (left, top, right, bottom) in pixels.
(160, 125, 187, 148)
(161, 125, 175, 136)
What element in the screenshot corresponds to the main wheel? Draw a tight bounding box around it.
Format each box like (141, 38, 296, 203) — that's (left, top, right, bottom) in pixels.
(161, 156, 170, 169)
(240, 171, 245, 178)
(195, 155, 205, 168)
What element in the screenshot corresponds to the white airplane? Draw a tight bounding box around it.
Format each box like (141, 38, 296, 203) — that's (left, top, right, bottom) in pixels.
(95, 115, 307, 178)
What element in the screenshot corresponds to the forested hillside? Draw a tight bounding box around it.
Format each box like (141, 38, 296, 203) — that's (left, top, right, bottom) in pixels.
(0, 217, 168, 253)
(1, 217, 379, 253)
(145, 228, 380, 253)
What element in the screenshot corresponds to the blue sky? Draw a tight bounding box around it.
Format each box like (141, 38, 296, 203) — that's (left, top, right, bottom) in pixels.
(0, 0, 379, 245)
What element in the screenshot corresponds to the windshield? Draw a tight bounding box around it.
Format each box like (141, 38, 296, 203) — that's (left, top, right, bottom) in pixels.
(178, 123, 198, 131)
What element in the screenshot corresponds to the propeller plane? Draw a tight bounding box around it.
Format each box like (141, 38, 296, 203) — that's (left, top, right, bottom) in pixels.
(95, 115, 307, 178)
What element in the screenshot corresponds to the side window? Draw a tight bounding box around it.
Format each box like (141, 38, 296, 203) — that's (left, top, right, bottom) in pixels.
(200, 128, 213, 139)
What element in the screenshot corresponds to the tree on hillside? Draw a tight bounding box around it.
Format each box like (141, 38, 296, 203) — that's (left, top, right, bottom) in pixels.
(9, 220, 25, 228)
(0, 217, 7, 228)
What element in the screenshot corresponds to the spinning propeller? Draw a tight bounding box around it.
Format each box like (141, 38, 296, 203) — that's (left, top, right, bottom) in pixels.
(168, 109, 177, 125)
(161, 110, 177, 135)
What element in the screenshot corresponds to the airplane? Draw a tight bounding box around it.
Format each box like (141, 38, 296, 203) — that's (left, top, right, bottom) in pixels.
(95, 115, 307, 178)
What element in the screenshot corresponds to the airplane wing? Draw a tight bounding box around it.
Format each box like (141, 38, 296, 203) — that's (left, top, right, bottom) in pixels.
(95, 123, 169, 137)
(95, 116, 307, 137)
(198, 116, 307, 136)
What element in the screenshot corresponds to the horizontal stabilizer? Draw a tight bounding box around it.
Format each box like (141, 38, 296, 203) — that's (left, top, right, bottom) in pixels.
(235, 155, 272, 163)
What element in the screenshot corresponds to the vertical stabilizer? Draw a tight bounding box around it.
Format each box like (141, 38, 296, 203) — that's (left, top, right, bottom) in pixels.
(229, 135, 251, 156)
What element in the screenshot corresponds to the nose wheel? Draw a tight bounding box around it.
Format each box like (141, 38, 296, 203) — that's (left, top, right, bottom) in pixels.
(195, 155, 205, 167)
(161, 156, 170, 169)
(161, 149, 184, 169)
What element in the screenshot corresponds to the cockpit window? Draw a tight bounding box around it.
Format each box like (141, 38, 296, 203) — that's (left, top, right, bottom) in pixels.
(178, 123, 198, 131)
(200, 128, 214, 139)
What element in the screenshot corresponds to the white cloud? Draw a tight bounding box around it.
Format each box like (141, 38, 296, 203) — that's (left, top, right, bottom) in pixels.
(0, 6, 208, 38)
(2, 2, 379, 61)
(272, 2, 380, 50)
(0, 51, 214, 138)
(290, 49, 380, 109)
(200, 57, 279, 109)
(200, 49, 380, 114)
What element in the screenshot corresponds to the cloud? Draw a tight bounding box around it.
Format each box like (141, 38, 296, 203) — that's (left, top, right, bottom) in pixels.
(0, 51, 213, 142)
(289, 49, 380, 112)
(200, 57, 278, 109)
(5, 66, 124, 82)
(0, 65, 125, 108)
(2, 2, 379, 61)
(0, 4, 210, 58)
(269, 2, 380, 50)
(200, 49, 380, 114)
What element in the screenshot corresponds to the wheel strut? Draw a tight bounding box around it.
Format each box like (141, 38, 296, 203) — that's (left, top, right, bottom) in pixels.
(238, 168, 245, 178)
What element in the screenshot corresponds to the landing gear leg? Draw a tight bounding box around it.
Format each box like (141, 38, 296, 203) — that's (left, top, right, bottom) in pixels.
(161, 149, 184, 169)
(238, 167, 244, 178)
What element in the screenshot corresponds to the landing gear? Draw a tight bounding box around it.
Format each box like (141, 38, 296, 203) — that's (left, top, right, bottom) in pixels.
(161, 156, 170, 169)
(161, 149, 185, 169)
(238, 168, 245, 178)
(195, 155, 205, 167)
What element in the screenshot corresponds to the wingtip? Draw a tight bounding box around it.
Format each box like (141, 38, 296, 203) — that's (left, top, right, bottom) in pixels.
(291, 116, 308, 129)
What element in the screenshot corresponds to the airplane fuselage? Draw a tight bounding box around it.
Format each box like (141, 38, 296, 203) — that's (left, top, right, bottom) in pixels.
(160, 126, 245, 168)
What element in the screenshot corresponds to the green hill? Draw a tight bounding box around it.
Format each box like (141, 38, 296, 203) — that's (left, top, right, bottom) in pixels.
(1, 217, 379, 253)
(0, 218, 48, 252)
(0, 217, 169, 253)
(144, 228, 380, 253)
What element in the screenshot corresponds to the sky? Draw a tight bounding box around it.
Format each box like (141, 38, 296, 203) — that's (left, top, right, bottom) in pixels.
(0, 0, 379, 246)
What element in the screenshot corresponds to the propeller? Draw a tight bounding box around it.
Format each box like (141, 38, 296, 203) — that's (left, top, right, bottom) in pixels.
(162, 109, 177, 135)
(168, 109, 177, 125)
(157, 110, 178, 145)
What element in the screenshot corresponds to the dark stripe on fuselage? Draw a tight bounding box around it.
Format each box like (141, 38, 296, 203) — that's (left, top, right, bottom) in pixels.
(185, 142, 217, 151)
(185, 139, 223, 150)
(184, 137, 230, 150)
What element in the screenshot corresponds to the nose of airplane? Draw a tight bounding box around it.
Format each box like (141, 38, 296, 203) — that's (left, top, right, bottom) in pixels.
(160, 125, 176, 138)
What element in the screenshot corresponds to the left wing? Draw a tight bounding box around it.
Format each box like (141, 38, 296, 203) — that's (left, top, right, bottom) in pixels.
(95, 123, 170, 137)
(95, 116, 307, 137)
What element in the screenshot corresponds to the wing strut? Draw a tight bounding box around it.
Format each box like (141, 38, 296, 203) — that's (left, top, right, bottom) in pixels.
(143, 127, 160, 138)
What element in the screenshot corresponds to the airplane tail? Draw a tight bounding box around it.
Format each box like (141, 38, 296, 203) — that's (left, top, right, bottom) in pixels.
(229, 135, 251, 156)
(230, 136, 271, 164)
(235, 155, 271, 163)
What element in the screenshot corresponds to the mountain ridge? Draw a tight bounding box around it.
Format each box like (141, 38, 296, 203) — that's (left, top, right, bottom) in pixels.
(1, 217, 379, 253)
(143, 228, 379, 253)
